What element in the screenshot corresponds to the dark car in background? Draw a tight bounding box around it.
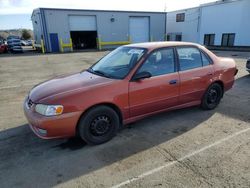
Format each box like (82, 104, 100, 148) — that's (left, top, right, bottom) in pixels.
(246, 59, 250, 73)
(7, 36, 23, 53)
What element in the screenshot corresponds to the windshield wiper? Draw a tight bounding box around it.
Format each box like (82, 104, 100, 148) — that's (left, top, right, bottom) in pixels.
(88, 68, 112, 78)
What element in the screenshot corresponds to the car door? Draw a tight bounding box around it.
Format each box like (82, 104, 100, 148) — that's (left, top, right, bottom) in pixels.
(129, 48, 180, 117)
(176, 46, 214, 104)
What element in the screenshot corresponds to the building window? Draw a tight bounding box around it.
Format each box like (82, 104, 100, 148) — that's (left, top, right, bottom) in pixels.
(176, 13, 185, 22)
(175, 34, 182, 41)
(166, 35, 170, 41)
(204, 34, 215, 46)
(221, 33, 235, 47)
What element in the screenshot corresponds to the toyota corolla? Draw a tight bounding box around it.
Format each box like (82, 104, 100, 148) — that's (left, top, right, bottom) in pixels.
(24, 42, 237, 145)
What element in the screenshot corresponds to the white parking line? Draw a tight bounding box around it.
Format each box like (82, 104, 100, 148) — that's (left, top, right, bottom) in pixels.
(111, 127, 250, 188)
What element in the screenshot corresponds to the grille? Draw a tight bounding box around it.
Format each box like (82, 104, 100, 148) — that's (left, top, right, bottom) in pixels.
(247, 59, 250, 69)
(27, 98, 34, 109)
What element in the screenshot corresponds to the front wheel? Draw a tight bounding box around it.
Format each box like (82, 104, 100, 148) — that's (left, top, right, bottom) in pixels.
(201, 83, 223, 110)
(78, 106, 120, 145)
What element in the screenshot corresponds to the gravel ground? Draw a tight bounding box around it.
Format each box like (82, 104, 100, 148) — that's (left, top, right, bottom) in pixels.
(0, 50, 249, 188)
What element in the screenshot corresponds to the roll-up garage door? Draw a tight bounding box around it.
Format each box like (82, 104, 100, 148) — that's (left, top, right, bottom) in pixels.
(69, 15, 97, 31)
(129, 17, 149, 43)
(69, 15, 97, 49)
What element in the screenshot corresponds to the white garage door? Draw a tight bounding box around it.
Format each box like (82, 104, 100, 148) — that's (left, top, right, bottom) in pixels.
(69, 15, 97, 31)
(129, 17, 149, 43)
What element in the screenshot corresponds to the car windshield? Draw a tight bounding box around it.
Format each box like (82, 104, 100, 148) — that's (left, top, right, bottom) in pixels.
(88, 47, 146, 79)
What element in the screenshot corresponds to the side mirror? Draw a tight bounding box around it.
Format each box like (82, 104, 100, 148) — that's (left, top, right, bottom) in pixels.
(132, 71, 152, 81)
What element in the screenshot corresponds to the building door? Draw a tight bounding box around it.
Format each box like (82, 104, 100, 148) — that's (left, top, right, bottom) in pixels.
(69, 15, 97, 49)
(49, 33, 59, 52)
(129, 17, 149, 43)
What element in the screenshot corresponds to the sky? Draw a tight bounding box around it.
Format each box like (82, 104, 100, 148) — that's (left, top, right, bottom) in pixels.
(0, 0, 217, 30)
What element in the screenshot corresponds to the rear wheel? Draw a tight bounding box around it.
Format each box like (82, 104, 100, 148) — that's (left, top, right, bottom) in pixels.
(78, 106, 119, 145)
(201, 83, 223, 110)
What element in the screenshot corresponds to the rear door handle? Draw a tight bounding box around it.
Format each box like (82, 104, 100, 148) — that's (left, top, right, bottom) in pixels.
(169, 79, 178, 85)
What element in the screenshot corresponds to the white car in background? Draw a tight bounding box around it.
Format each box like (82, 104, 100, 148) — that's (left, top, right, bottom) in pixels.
(7, 36, 23, 53)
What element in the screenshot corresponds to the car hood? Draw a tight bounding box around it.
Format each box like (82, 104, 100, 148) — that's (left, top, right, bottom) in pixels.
(29, 71, 113, 103)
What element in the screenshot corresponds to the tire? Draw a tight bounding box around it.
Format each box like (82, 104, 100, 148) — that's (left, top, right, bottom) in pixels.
(201, 83, 223, 110)
(78, 106, 120, 145)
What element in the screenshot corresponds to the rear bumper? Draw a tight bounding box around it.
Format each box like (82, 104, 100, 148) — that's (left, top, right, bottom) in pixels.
(23, 99, 82, 139)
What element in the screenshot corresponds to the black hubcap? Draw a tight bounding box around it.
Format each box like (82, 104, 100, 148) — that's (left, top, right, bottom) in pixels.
(207, 88, 218, 104)
(90, 115, 111, 136)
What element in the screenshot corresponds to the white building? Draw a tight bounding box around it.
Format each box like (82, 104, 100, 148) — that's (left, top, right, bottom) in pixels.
(166, 7, 200, 43)
(31, 8, 166, 52)
(166, 0, 250, 48)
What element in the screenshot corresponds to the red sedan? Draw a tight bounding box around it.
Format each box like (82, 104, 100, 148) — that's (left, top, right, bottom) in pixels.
(0, 42, 7, 53)
(24, 42, 237, 145)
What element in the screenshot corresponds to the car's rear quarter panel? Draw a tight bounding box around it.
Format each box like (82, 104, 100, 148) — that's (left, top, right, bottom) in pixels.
(213, 57, 237, 91)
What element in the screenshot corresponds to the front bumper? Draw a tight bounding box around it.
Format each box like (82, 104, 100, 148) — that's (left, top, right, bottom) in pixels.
(23, 98, 82, 139)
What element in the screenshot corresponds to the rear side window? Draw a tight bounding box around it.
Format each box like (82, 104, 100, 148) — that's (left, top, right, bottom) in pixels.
(177, 47, 202, 71)
(201, 52, 211, 66)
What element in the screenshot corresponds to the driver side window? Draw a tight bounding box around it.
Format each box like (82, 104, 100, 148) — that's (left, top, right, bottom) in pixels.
(138, 48, 175, 77)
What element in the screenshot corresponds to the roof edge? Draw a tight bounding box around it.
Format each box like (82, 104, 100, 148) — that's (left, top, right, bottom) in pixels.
(35, 7, 166, 14)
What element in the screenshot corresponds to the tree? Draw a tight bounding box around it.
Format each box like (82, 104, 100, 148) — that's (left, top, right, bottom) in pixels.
(21, 29, 31, 40)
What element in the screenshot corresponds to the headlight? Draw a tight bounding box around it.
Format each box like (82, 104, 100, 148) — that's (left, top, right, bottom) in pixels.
(35, 104, 63, 116)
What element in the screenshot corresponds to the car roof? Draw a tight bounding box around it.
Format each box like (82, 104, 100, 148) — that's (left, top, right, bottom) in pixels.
(125, 41, 202, 50)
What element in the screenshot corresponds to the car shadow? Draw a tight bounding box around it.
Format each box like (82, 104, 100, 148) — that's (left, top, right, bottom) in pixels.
(0, 106, 214, 187)
(0, 75, 249, 187)
(217, 74, 250, 123)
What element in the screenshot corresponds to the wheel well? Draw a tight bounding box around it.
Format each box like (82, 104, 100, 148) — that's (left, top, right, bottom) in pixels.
(75, 103, 123, 136)
(207, 80, 224, 98)
(213, 80, 224, 92)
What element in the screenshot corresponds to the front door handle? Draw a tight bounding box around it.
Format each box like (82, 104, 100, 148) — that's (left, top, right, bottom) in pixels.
(169, 79, 178, 85)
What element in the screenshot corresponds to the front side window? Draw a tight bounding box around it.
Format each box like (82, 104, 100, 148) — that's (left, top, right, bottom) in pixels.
(137, 48, 175, 77)
(201, 52, 211, 66)
(177, 47, 202, 71)
(89, 47, 146, 79)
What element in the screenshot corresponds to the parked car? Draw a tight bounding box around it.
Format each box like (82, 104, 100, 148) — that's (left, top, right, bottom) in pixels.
(26, 40, 33, 46)
(246, 58, 250, 73)
(0, 40, 7, 53)
(21, 40, 33, 46)
(7, 36, 23, 53)
(21, 40, 28, 46)
(24, 42, 237, 145)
